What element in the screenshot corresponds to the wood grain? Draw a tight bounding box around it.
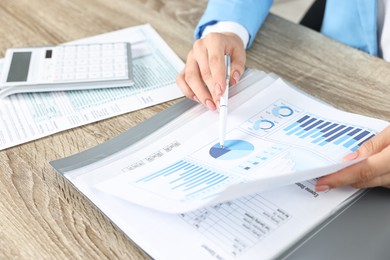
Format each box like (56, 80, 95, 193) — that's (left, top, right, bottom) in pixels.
(1, 0, 389, 259)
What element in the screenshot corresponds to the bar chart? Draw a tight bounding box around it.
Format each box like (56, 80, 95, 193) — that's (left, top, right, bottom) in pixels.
(135, 159, 234, 201)
(234, 144, 287, 173)
(269, 114, 376, 157)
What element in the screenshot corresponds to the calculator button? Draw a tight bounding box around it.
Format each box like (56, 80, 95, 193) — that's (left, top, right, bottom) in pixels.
(62, 67, 75, 73)
(101, 57, 113, 64)
(102, 50, 114, 57)
(89, 51, 100, 58)
(76, 45, 88, 52)
(76, 59, 87, 65)
(114, 70, 127, 78)
(41, 42, 131, 84)
(102, 64, 113, 71)
(114, 56, 127, 64)
(53, 49, 63, 59)
(114, 64, 126, 71)
(89, 58, 100, 65)
(114, 51, 126, 57)
(102, 44, 113, 51)
(64, 59, 76, 66)
(76, 73, 88, 80)
(89, 45, 101, 52)
(88, 72, 101, 79)
(54, 74, 62, 81)
(102, 71, 114, 78)
(77, 51, 88, 59)
(89, 65, 100, 72)
(61, 73, 74, 81)
(77, 65, 87, 72)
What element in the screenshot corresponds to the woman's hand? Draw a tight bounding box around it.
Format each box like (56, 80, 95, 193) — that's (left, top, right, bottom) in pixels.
(316, 125, 390, 191)
(176, 32, 246, 110)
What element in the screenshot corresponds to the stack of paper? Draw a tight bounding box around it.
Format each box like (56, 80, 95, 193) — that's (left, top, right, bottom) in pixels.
(51, 68, 388, 259)
(0, 24, 183, 150)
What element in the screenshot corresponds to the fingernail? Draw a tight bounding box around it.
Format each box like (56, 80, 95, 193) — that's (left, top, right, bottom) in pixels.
(215, 83, 222, 96)
(233, 71, 240, 84)
(216, 100, 220, 112)
(193, 96, 200, 103)
(343, 151, 359, 162)
(315, 185, 330, 192)
(205, 99, 216, 110)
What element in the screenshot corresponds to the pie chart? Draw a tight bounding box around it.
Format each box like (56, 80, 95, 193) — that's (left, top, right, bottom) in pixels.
(209, 140, 254, 160)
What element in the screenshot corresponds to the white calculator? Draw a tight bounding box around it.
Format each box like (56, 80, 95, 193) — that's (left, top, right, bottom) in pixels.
(0, 42, 134, 98)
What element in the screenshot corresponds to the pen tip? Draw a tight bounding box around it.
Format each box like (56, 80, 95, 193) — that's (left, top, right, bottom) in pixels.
(220, 145, 224, 149)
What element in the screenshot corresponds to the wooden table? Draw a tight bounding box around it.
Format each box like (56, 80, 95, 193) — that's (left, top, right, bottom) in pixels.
(1, 0, 390, 258)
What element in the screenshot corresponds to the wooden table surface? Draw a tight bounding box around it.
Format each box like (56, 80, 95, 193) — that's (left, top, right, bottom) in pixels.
(1, 0, 390, 259)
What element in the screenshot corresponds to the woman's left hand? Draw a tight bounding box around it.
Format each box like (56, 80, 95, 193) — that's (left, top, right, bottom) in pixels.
(316, 125, 390, 191)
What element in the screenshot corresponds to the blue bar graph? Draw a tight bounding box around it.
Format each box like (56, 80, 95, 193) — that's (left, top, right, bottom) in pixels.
(351, 133, 375, 152)
(301, 121, 329, 138)
(334, 128, 361, 145)
(318, 125, 346, 146)
(343, 130, 369, 148)
(304, 119, 324, 131)
(136, 160, 231, 198)
(310, 122, 332, 138)
(285, 115, 310, 134)
(295, 118, 316, 135)
(325, 126, 353, 142)
(283, 115, 376, 151)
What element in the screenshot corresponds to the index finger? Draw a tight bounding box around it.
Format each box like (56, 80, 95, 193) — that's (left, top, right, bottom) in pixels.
(194, 34, 227, 99)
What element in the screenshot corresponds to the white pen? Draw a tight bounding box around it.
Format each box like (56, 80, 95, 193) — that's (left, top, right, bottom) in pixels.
(219, 54, 231, 149)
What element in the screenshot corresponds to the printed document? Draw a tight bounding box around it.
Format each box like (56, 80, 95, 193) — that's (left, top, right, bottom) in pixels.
(93, 72, 387, 213)
(51, 70, 388, 259)
(0, 24, 183, 150)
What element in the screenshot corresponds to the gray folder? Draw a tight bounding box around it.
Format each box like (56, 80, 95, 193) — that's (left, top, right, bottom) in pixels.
(51, 70, 390, 259)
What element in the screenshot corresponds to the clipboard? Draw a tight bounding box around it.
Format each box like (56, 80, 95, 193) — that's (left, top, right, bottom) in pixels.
(50, 69, 390, 259)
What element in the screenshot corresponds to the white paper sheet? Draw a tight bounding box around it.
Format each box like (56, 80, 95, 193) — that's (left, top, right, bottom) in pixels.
(93, 77, 388, 213)
(54, 70, 388, 259)
(0, 24, 183, 150)
(71, 176, 362, 260)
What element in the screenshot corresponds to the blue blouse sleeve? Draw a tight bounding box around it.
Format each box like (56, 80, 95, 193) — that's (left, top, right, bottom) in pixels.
(194, 0, 273, 48)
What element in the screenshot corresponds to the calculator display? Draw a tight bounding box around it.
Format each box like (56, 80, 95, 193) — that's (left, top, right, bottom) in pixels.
(6, 52, 31, 82)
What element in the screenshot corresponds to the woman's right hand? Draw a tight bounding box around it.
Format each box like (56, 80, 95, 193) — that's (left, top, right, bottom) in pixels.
(176, 32, 247, 110)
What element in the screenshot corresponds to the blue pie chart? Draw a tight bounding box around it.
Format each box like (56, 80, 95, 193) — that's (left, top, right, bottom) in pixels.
(209, 140, 254, 160)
